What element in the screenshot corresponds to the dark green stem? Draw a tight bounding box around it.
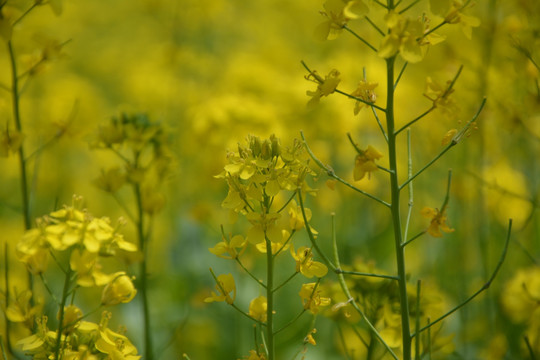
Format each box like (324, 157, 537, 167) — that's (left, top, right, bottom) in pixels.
(265, 233, 275, 360)
(386, 55, 412, 360)
(412, 219, 512, 338)
(53, 266, 73, 360)
(134, 182, 153, 360)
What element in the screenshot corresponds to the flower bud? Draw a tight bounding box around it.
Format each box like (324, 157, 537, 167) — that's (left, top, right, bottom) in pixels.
(101, 273, 137, 306)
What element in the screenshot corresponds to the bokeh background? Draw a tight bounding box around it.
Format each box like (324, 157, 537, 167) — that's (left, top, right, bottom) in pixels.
(1, 0, 539, 358)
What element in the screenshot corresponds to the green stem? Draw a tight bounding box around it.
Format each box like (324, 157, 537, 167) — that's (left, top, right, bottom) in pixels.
(53, 266, 73, 360)
(134, 182, 153, 360)
(300, 132, 391, 207)
(335, 269, 398, 281)
(400, 98, 486, 190)
(265, 233, 275, 360)
(8, 41, 32, 232)
(331, 215, 399, 359)
(412, 219, 512, 338)
(7, 38, 33, 357)
(343, 25, 378, 52)
(403, 129, 414, 241)
(386, 55, 412, 360)
(235, 258, 267, 289)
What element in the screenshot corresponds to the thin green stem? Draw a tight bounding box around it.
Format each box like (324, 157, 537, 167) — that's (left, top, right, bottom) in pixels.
(394, 106, 435, 136)
(335, 88, 387, 112)
(300, 132, 391, 207)
(414, 280, 421, 360)
(297, 192, 336, 270)
(276, 190, 297, 214)
(272, 271, 298, 293)
(265, 232, 275, 360)
(235, 257, 267, 289)
(401, 231, 426, 248)
(331, 214, 399, 359)
(0, 336, 7, 360)
(371, 107, 389, 143)
(301, 61, 386, 112)
(412, 219, 512, 338)
(403, 130, 414, 242)
(39, 273, 60, 305)
(273, 308, 306, 335)
(365, 16, 385, 36)
(400, 98, 486, 190)
(525, 336, 537, 360)
(343, 25, 378, 52)
(53, 266, 73, 360)
(394, 61, 408, 90)
(386, 55, 412, 360)
(134, 181, 153, 360)
(8, 42, 31, 231)
(335, 269, 399, 281)
(398, 0, 421, 14)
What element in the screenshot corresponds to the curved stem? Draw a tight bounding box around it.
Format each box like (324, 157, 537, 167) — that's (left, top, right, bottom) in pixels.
(412, 219, 512, 338)
(331, 214, 399, 359)
(300, 132, 391, 207)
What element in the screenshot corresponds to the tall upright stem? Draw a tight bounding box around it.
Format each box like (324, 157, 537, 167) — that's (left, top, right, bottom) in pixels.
(265, 234, 275, 360)
(134, 183, 153, 360)
(386, 55, 412, 360)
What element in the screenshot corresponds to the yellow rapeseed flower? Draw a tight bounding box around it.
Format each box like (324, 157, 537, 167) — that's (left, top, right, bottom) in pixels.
(248, 296, 268, 322)
(205, 273, 236, 304)
(421, 206, 455, 237)
(353, 145, 383, 181)
(299, 283, 331, 314)
(291, 246, 328, 278)
(101, 272, 137, 306)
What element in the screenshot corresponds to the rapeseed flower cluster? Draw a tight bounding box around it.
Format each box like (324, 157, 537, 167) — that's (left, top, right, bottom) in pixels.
(8, 195, 139, 359)
(210, 135, 329, 358)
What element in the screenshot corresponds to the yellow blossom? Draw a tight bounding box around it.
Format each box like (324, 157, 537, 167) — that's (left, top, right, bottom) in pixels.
(248, 296, 268, 322)
(205, 273, 236, 304)
(424, 77, 459, 117)
(299, 283, 331, 314)
(255, 230, 291, 255)
(442, 129, 458, 146)
(6, 289, 42, 329)
(304, 328, 318, 345)
(288, 200, 311, 231)
(351, 79, 378, 114)
(314, 0, 369, 40)
(59, 305, 83, 334)
(209, 234, 247, 259)
(101, 272, 137, 306)
(291, 246, 328, 278)
(306, 69, 341, 106)
(421, 206, 455, 237)
(353, 145, 383, 181)
(430, 0, 480, 39)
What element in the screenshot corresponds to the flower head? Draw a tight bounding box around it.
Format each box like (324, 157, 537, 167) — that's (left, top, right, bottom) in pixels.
(351, 80, 378, 114)
(353, 145, 383, 181)
(299, 283, 331, 314)
(314, 0, 369, 40)
(291, 246, 328, 278)
(306, 69, 341, 106)
(101, 272, 137, 306)
(421, 206, 455, 237)
(205, 273, 236, 304)
(248, 296, 268, 322)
